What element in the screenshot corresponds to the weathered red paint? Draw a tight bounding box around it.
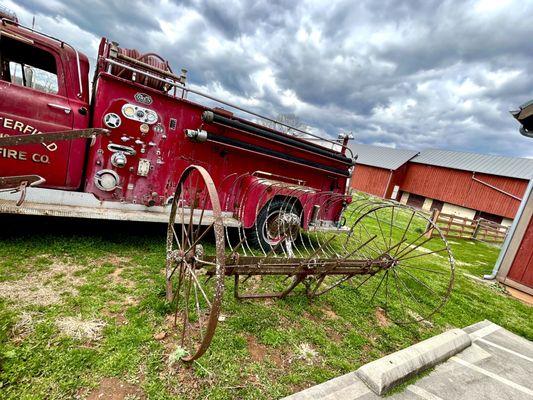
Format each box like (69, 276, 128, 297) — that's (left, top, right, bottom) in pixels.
(0, 22, 351, 228)
(507, 216, 533, 288)
(351, 165, 391, 198)
(350, 163, 409, 200)
(401, 164, 527, 219)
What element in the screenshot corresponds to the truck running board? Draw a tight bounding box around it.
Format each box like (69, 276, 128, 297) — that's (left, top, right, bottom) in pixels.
(0, 187, 241, 226)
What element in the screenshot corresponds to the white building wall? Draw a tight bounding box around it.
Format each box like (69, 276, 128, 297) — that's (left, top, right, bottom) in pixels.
(441, 203, 476, 221)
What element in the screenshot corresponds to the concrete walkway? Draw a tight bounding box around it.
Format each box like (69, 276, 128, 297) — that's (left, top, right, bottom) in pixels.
(283, 320, 533, 399)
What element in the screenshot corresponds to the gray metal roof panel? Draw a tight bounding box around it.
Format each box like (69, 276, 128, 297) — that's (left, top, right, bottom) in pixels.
(411, 149, 533, 180)
(349, 143, 419, 170)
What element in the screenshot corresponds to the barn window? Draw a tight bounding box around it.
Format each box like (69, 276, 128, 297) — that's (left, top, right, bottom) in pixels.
(0, 36, 59, 94)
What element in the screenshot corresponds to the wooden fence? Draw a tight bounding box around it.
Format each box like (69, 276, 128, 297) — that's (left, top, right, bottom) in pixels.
(427, 209, 509, 244)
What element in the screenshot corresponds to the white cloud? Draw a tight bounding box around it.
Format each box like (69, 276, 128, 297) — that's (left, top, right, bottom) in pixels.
(8, 0, 533, 158)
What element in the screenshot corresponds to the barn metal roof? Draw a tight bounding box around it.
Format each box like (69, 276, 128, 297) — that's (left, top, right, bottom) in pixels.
(411, 149, 533, 180)
(349, 143, 419, 170)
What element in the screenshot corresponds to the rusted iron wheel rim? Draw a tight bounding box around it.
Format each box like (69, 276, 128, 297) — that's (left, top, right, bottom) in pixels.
(166, 165, 225, 362)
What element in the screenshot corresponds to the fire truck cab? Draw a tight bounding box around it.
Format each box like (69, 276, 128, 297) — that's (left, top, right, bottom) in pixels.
(0, 15, 90, 189)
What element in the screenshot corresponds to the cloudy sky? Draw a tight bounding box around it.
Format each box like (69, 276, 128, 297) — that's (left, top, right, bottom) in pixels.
(7, 0, 533, 158)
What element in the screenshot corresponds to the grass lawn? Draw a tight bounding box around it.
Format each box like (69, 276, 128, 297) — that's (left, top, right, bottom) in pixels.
(0, 206, 531, 399)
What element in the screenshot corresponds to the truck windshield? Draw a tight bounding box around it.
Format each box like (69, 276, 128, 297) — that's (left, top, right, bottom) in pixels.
(0, 36, 59, 94)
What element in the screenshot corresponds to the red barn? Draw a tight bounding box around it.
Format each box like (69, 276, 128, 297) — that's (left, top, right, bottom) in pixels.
(350, 144, 418, 198)
(495, 181, 533, 296)
(350, 145, 533, 226)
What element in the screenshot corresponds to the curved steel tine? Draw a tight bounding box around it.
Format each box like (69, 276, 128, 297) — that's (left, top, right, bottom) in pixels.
(303, 191, 326, 257)
(267, 183, 289, 258)
(226, 172, 250, 214)
(220, 173, 239, 254)
(219, 172, 239, 210)
(270, 181, 302, 258)
(232, 172, 258, 257)
(320, 194, 347, 258)
(238, 176, 269, 256)
(311, 192, 334, 258)
(296, 194, 316, 257)
(279, 185, 304, 258)
(274, 192, 291, 258)
(253, 181, 279, 257)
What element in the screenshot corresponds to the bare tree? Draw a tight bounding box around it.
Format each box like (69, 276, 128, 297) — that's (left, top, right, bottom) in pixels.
(263, 113, 307, 136)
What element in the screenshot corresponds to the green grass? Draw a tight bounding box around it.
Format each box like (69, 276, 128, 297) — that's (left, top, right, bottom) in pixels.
(0, 205, 531, 399)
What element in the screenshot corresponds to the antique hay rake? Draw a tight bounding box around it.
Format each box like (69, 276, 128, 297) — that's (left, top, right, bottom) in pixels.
(165, 165, 455, 362)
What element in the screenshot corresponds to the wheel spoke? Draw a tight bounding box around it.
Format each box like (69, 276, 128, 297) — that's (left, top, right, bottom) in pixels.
(398, 247, 449, 262)
(180, 269, 192, 346)
(369, 270, 387, 303)
(331, 203, 454, 325)
(185, 263, 212, 308)
(395, 235, 433, 260)
(184, 222, 215, 255)
(371, 208, 390, 251)
(352, 273, 375, 291)
(193, 279, 204, 341)
(397, 266, 438, 296)
(171, 224, 182, 250)
(400, 263, 449, 275)
(388, 206, 395, 250)
(393, 210, 415, 257)
(391, 268, 409, 321)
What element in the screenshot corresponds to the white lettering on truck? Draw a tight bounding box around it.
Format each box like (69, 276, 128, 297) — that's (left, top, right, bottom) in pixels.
(0, 117, 58, 152)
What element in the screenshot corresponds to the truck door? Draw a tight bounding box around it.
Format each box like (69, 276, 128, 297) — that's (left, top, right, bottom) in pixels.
(0, 34, 76, 189)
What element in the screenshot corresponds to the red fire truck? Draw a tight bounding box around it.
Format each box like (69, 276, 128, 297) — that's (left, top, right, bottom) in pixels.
(0, 10, 459, 362)
(0, 10, 354, 247)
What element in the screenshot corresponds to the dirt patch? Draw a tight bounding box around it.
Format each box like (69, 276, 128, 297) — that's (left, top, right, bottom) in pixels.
(0, 258, 85, 307)
(269, 350, 284, 367)
(110, 267, 124, 283)
(325, 327, 343, 343)
(322, 306, 339, 320)
(56, 316, 106, 341)
(108, 267, 135, 289)
(92, 255, 132, 267)
(245, 335, 284, 367)
(303, 311, 320, 323)
(172, 365, 206, 394)
(86, 378, 145, 400)
(375, 307, 390, 327)
(247, 335, 268, 362)
(92, 256, 134, 287)
(11, 311, 39, 341)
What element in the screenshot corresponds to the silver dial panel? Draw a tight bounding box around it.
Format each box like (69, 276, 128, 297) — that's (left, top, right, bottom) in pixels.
(121, 103, 158, 125)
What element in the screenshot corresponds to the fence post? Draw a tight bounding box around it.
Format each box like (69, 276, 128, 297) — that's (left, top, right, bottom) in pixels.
(472, 219, 480, 239)
(425, 208, 440, 238)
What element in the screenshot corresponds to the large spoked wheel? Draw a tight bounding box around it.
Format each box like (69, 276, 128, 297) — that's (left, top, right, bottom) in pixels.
(166, 165, 225, 362)
(308, 203, 454, 324)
